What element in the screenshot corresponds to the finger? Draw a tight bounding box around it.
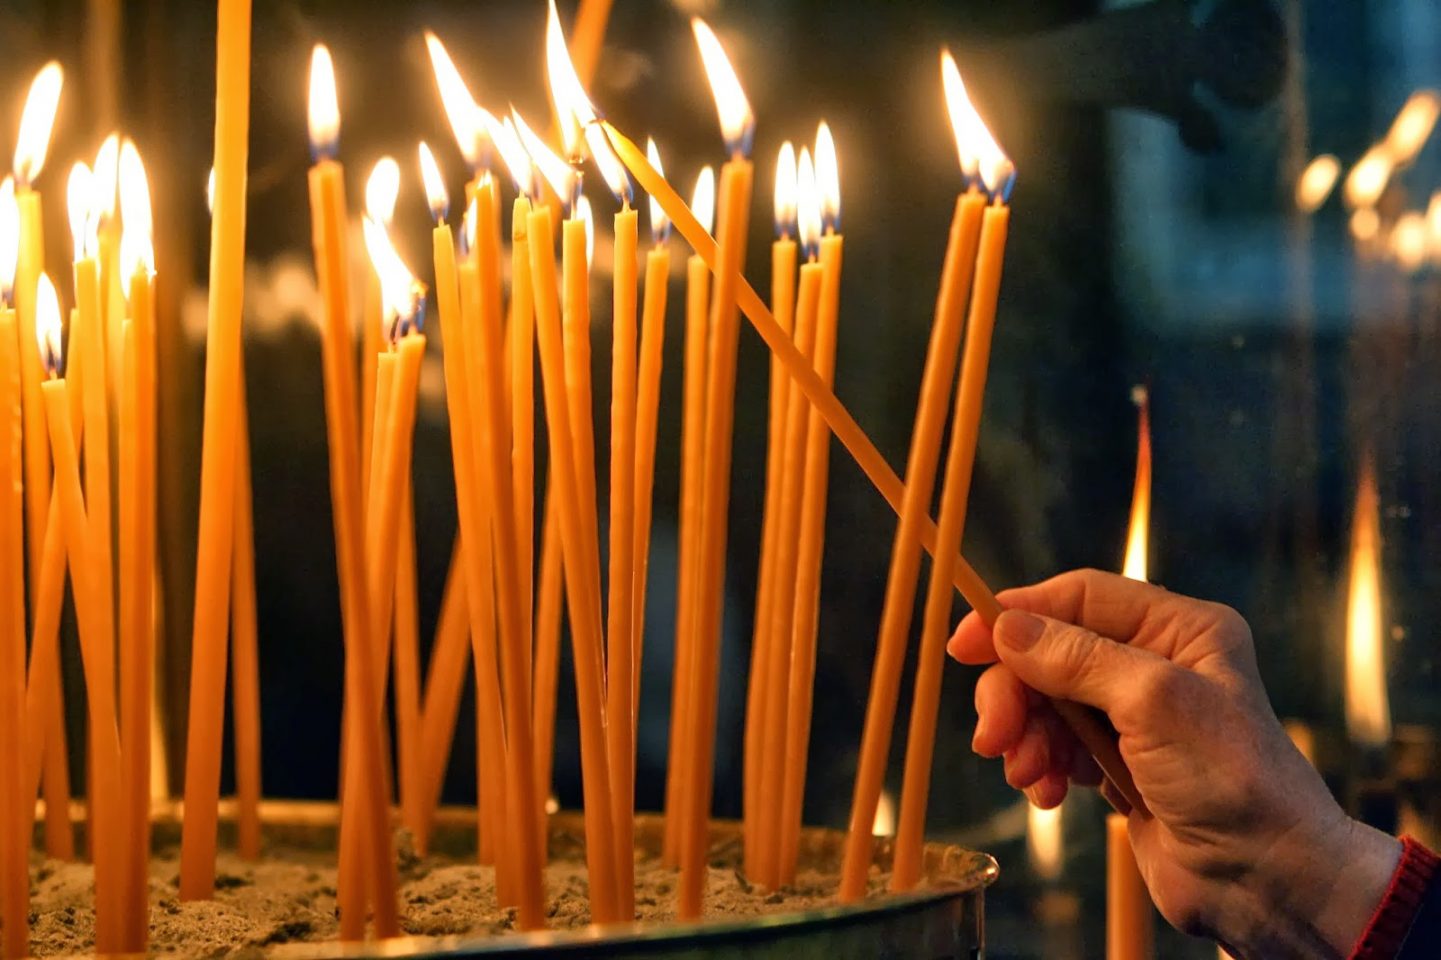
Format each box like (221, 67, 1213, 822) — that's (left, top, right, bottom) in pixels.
(1028, 771, 1070, 810)
(991, 608, 1173, 716)
(1004, 714, 1051, 790)
(972, 664, 1028, 757)
(948, 609, 998, 665)
(987, 569, 1182, 652)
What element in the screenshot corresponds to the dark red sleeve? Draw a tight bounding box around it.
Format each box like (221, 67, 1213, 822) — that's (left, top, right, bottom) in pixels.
(1349, 836, 1440, 960)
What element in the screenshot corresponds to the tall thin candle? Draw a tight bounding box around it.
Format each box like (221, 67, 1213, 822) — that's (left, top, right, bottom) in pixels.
(181, 0, 253, 899)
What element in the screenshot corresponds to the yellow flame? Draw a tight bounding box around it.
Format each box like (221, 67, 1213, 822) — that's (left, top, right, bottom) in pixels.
(93, 133, 119, 220)
(462, 195, 477, 256)
(206, 167, 215, 217)
(308, 44, 340, 159)
(1391, 210, 1427, 273)
(119, 139, 154, 277)
(1345, 456, 1391, 748)
(362, 216, 419, 335)
(1123, 386, 1151, 582)
(1027, 801, 1063, 882)
(939, 50, 1011, 196)
(646, 137, 668, 240)
(547, 0, 596, 159)
(576, 192, 595, 268)
(1384, 90, 1440, 165)
(815, 121, 840, 232)
(365, 157, 400, 227)
(1349, 207, 1380, 243)
(424, 31, 484, 170)
(418, 141, 448, 224)
(1295, 155, 1340, 213)
(0, 178, 18, 302)
(512, 108, 575, 206)
(691, 165, 716, 236)
(774, 141, 796, 238)
(66, 162, 95, 263)
(797, 146, 821, 256)
(14, 62, 63, 187)
(1344, 146, 1393, 209)
(35, 271, 62, 374)
(484, 112, 532, 197)
(692, 18, 753, 154)
(872, 789, 896, 837)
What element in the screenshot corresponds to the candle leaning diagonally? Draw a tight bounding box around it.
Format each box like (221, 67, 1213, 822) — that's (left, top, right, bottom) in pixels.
(181, 0, 253, 901)
(599, 115, 1145, 818)
(35, 275, 127, 953)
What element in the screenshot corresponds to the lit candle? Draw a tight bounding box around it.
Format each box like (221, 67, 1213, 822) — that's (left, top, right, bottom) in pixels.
(631, 137, 671, 705)
(35, 274, 126, 952)
(1107, 814, 1153, 960)
(115, 140, 158, 948)
(680, 18, 756, 919)
(519, 112, 620, 921)
(180, 0, 253, 900)
(91, 135, 123, 413)
(359, 157, 398, 500)
(777, 125, 845, 887)
(664, 165, 713, 868)
(0, 176, 28, 960)
(1345, 453, 1390, 748)
(547, 5, 640, 916)
(756, 150, 824, 889)
(12, 61, 62, 616)
(882, 51, 994, 897)
(744, 140, 797, 878)
(307, 86, 398, 938)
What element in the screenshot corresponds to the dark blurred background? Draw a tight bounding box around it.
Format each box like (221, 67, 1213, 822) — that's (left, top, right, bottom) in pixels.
(5, 0, 1440, 956)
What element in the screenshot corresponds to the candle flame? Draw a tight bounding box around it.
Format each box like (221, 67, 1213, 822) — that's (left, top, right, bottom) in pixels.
(576, 192, 595, 268)
(13, 61, 63, 187)
(1349, 207, 1380, 244)
(939, 50, 1014, 200)
(119, 139, 155, 278)
(460, 195, 477, 259)
(691, 165, 716, 236)
(485, 112, 533, 198)
(1122, 386, 1151, 582)
(1384, 90, 1440, 165)
(308, 44, 340, 160)
(0, 178, 18, 304)
(512, 108, 576, 209)
(815, 121, 840, 234)
(1345, 455, 1391, 748)
(418, 141, 449, 224)
(774, 141, 797, 239)
(93, 133, 120, 221)
(1027, 801, 1064, 882)
(424, 31, 487, 171)
(1295, 155, 1340, 213)
(872, 789, 896, 837)
(545, 1, 630, 203)
(206, 167, 215, 217)
(66, 162, 96, 263)
(797, 146, 821, 260)
(1344, 146, 1393, 209)
(692, 19, 754, 157)
(365, 157, 401, 227)
(35, 271, 62, 376)
(363, 216, 424, 341)
(646, 137, 670, 244)
(1390, 210, 1427, 273)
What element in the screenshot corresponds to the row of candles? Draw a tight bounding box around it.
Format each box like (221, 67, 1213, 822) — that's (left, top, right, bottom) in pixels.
(0, 61, 164, 957)
(0, 0, 1139, 954)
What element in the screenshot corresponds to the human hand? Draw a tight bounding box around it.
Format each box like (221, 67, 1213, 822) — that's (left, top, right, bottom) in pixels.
(948, 569, 1400, 959)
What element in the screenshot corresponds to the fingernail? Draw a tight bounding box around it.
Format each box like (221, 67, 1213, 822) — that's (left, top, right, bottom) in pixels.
(996, 610, 1044, 652)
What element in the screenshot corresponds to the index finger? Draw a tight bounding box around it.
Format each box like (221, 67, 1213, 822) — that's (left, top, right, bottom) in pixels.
(947, 568, 1182, 665)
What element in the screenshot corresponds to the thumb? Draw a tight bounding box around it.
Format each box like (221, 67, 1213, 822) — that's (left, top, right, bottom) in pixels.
(992, 609, 1168, 717)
